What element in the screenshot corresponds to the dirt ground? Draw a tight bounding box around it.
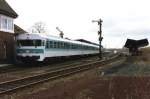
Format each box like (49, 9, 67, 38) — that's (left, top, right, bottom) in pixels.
(16, 72, 150, 99)
(5, 47, 150, 99)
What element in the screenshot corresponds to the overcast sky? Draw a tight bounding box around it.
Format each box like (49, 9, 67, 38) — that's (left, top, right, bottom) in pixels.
(7, 0, 150, 48)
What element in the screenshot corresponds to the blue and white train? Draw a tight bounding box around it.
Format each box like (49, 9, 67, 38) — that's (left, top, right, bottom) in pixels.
(16, 33, 100, 62)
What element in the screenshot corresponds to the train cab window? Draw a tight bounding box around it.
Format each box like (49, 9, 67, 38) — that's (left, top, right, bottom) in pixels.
(35, 40, 42, 46)
(17, 40, 42, 46)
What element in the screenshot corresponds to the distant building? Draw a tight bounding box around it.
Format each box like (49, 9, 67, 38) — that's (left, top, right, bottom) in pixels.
(0, 0, 26, 63)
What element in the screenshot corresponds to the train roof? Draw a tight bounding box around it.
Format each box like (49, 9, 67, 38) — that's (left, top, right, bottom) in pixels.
(75, 39, 101, 47)
(16, 33, 99, 47)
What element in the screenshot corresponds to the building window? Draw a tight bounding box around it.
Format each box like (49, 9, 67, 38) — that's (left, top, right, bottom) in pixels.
(8, 19, 13, 30)
(0, 15, 14, 33)
(1, 18, 7, 29)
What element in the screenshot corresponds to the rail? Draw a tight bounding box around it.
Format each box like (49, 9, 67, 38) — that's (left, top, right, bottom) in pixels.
(0, 54, 122, 95)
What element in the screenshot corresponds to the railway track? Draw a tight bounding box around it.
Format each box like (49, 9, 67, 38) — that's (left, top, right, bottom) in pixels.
(0, 54, 123, 95)
(0, 56, 98, 74)
(0, 52, 111, 74)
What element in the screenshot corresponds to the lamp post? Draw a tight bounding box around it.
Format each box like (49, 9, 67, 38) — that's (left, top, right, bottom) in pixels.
(92, 19, 103, 59)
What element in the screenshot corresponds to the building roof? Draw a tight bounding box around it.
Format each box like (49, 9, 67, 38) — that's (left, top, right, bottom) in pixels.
(0, 0, 18, 18)
(124, 38, 149, 48)
(14, 24, 27, 35)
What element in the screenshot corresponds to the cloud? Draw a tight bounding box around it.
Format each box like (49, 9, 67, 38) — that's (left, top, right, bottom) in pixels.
(103, 16, 150, 37)
(7, 0, 150, 48)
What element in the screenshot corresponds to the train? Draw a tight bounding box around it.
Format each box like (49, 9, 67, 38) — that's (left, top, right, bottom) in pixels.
(16, 33, 100, 62)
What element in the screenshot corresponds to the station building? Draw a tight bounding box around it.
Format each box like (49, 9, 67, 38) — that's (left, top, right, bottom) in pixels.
(0, 0, 26, 63)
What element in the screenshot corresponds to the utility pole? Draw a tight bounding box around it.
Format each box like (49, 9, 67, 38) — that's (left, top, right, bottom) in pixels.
(92, 19, 103, 59)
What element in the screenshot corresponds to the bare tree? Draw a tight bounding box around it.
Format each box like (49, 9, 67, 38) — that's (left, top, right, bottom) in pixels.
(32, 21, 47, 33)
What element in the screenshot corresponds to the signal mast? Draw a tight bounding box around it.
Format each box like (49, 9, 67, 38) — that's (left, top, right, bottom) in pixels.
(56, 27, 64, 38)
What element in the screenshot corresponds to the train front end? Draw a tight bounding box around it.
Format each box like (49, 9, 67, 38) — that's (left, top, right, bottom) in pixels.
(16, 33, 46, 62)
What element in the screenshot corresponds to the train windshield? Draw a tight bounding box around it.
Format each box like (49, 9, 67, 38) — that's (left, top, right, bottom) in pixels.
(17, 40, 43, 46)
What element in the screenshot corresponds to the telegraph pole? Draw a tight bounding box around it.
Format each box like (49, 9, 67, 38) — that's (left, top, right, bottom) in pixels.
(92, 19, 103, 59)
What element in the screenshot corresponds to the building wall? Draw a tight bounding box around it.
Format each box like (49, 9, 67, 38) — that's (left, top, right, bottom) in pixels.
(0, 31, 14, 63)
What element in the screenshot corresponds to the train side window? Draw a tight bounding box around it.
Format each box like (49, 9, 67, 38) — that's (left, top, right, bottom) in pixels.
(76, 44, 78, 49)
(50, 41, 53, 48)
(67, 43, 70, 49)
(58, 42, 61, 48)
(56, 42, 58, 48)
(72, 44, 74, 49)
(54, 42, 57, 48)
(67, 43, 69, 49)
(64, 43, 66, 49)
(69, 43, 71, 49)
(71, 43, 73, 49)
(61, 42, 64, 48)
(57, 42, 59, 48)
(78, 45, 80, 49)
(63, 42, 65, 49)
(82, 46, 84, 49)
(49, 41, 51, 48)
(73, 44, 76, 49)
(75, 44, 78, 49)
(65, 43, 67, 49)
(46, 41, 49, 48)
(85, 46, 87, 50)
(66, 43, 68, 49)
(42, 41, 45, 46)
(64, 43, 67, 49)
(64, 43, 66, 48)
(79, 45, 81, 49)
(60, 42, 62, 48)
(56, 42, 59, 48)
(47, 41, 49, 48)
